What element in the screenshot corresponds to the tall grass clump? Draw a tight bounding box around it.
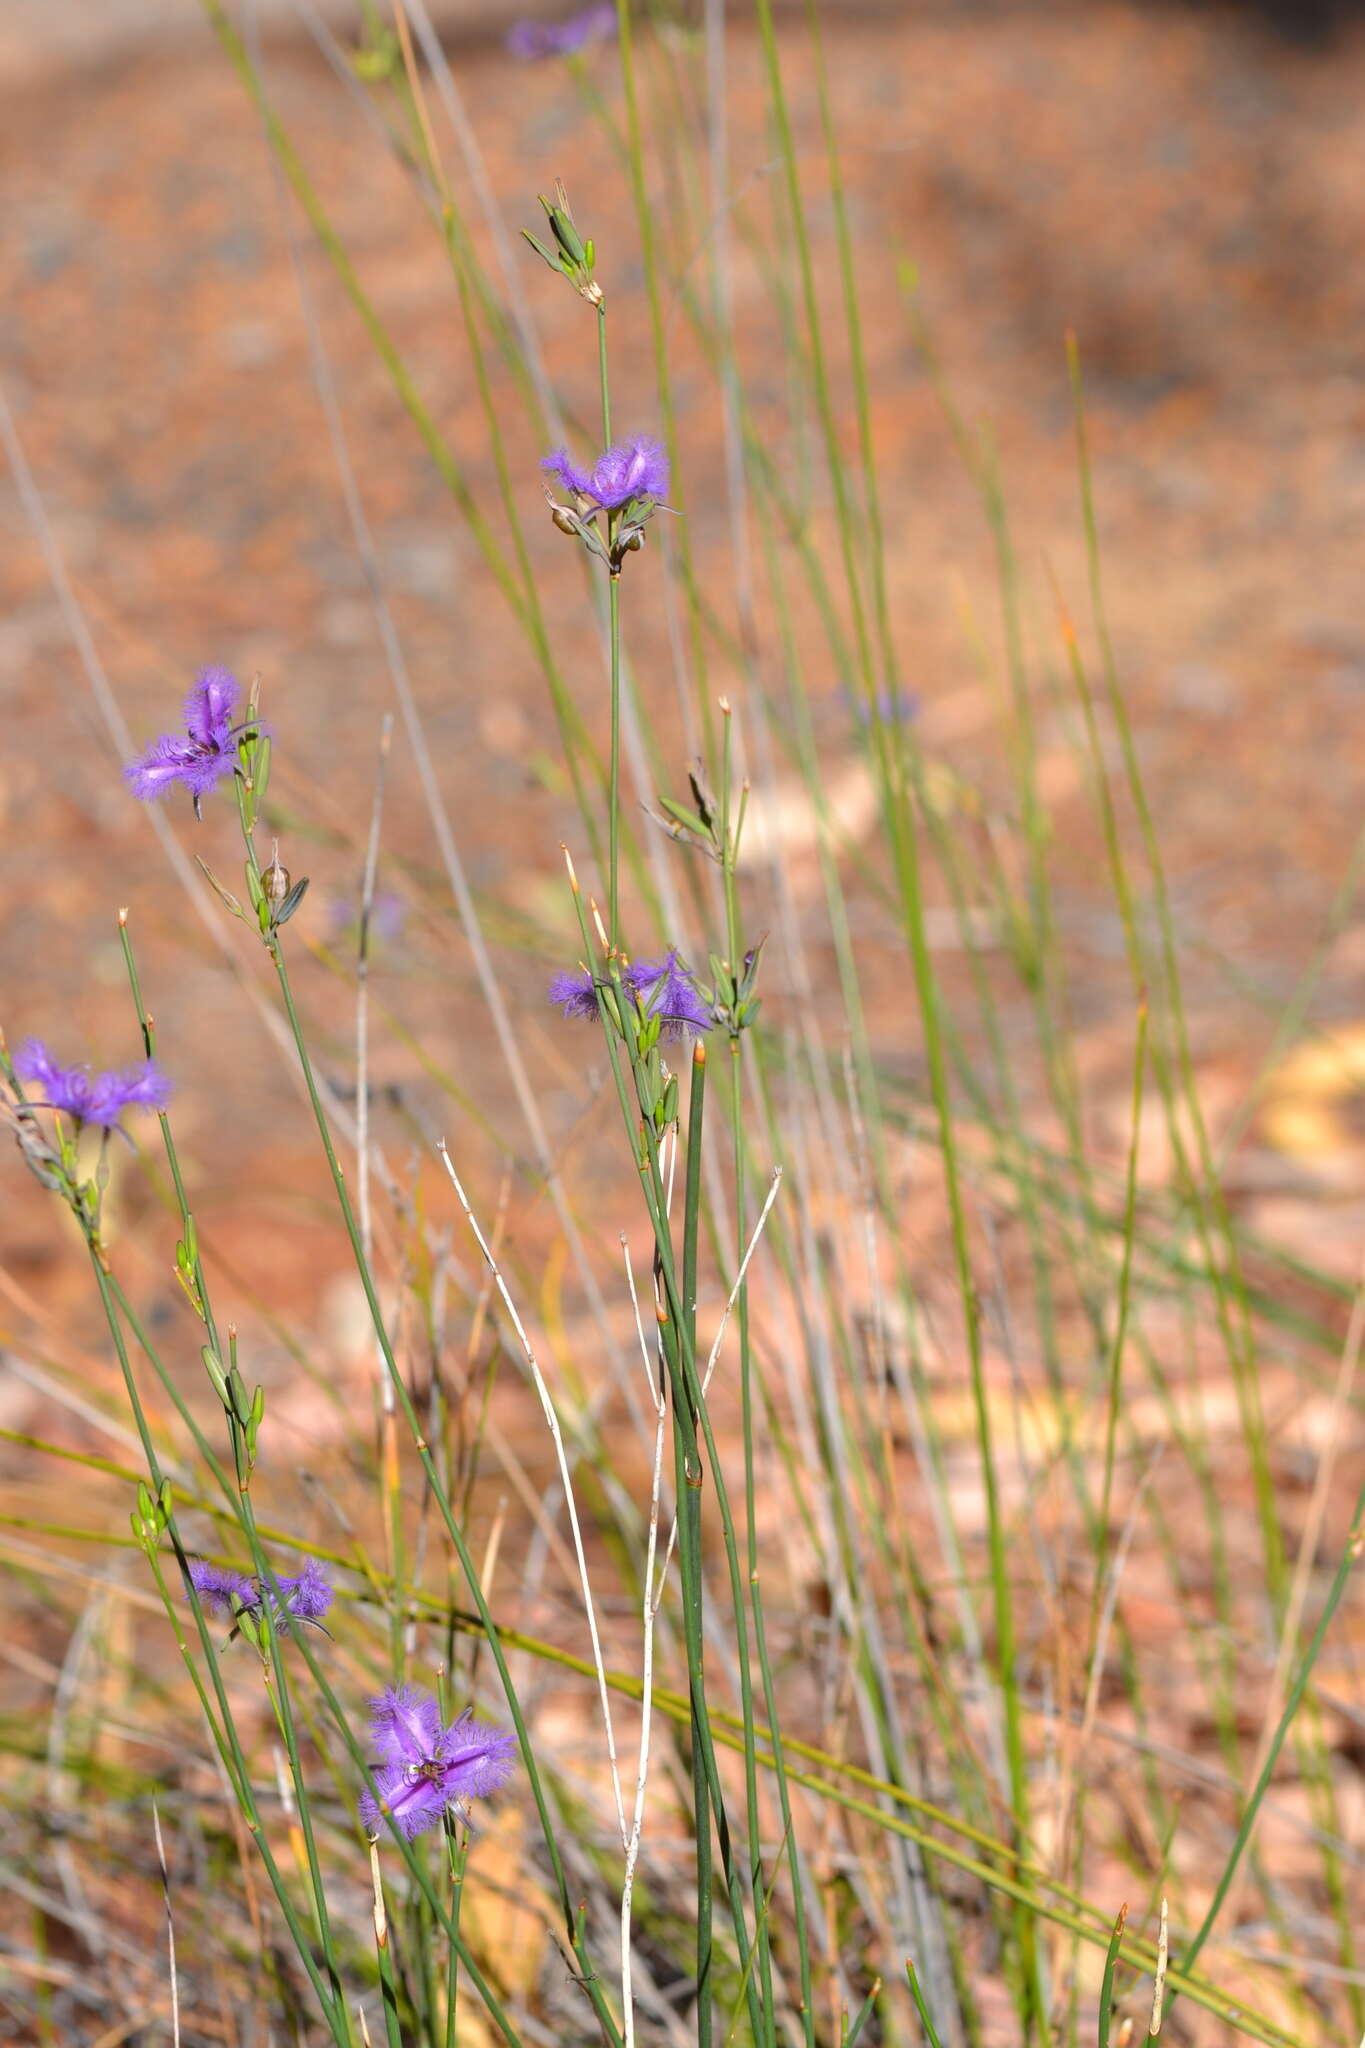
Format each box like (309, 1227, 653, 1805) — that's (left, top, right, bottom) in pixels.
(2, 3, 1363, 2046)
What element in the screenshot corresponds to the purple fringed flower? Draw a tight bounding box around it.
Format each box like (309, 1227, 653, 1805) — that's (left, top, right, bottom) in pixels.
(276, 1558, 333, 1625)
(507, 2, 616, 60)
(542, 434, 670, 512)
(360, 1684, 516, 1841)
(14, 1039, 171, 1131)
(548, 964, 605, 1021)
(632, 951, 713, 1037)
(548, 950, 711, 1038)
(187, 1559, 256, 1617)
(125, 666, 244, 807)
(187, 1556, 333, 1631)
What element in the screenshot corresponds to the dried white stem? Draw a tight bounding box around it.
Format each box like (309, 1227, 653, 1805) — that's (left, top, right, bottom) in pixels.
(151, 1799, 180, 2048)
(657, 1167, 783, 1587)
(437, 1141, 627, 1847)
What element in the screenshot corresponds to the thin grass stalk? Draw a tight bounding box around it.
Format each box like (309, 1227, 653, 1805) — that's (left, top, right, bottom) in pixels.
(905, 1960, 948, 2048)
(717, 709, 814, 2038)
(119, 911, 356, 2024)
(1172, 1452, 1365, 2001)
(6, 1445, 1351, 2043)
(67, 1222, 353, 2041)
(140, 1545, 354, 2047)
(240, 2, 654, 1459)
(615, 0, 715, 766)
(681, 1043, 716, 2041)
(562, 882, 767, 2031)
(354, 718, 406, 1676)
(1066, 337, 1284, 1606)
(253, 915, 623, 2044)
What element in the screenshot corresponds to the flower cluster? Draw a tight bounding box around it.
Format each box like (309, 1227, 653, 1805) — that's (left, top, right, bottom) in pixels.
(507, 2, 616, 60)
(14, 1040, 171, 1132)
(360, 1684, 517, 1840)
(125, 667, 249, 812)
(187, 1556, 334, 1630)
(550, 949, 712, 1038)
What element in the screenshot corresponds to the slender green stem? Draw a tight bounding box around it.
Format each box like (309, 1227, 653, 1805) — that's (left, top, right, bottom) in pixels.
(597, 298, 611, 445)
(681, 1045, 714, 2045)
(609, 571, 622, 951)
(263, 931, 621, 2047)
(566, 890, 764, 2036)
(906, 1961, 948, 2048)
(1174, 1465, 1365, 1997)
(1096, 1907, 1127, 2048)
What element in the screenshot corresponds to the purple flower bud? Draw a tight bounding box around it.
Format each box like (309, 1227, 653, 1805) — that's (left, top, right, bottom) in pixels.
(14, 1039, 171, 1132)
(125, 666, 246, 806)
(360, 1684, 516, 1841)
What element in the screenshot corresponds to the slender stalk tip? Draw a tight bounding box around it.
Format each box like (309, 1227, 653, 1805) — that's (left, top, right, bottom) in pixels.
(117, 906, 129, 927)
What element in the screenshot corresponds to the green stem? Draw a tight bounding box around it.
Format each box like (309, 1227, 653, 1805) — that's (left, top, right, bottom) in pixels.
(264, 931, 620, 2047)
(682, 1044, 714, 2046)
(1174, 1465, 1365, 1998)
(609, 571, 622, 951)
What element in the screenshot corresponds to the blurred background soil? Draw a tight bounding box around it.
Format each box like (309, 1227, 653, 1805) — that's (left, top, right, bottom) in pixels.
(5, 0, 1365, 1309)
(4, 0, 1365, 2007)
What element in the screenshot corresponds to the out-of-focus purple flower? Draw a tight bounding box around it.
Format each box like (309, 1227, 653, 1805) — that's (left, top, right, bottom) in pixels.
(326, 890, 406, 947)
(125, 666, 245, 805)
(845, 681, 920, 728)
(186, 1556, 333, 1631)
(14, 1040, 171, 1131)
(542, 434, 670, 512)
(187, 1559, 256, 1616)
(507, 2, 616, 60)
(632, 951, 712, 1037)
(360, 1684, 516, 1840)
(548, 950, 711, 1037)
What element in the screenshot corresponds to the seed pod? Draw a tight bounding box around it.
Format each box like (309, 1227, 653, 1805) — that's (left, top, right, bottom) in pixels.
(263, 842, 291, 915)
